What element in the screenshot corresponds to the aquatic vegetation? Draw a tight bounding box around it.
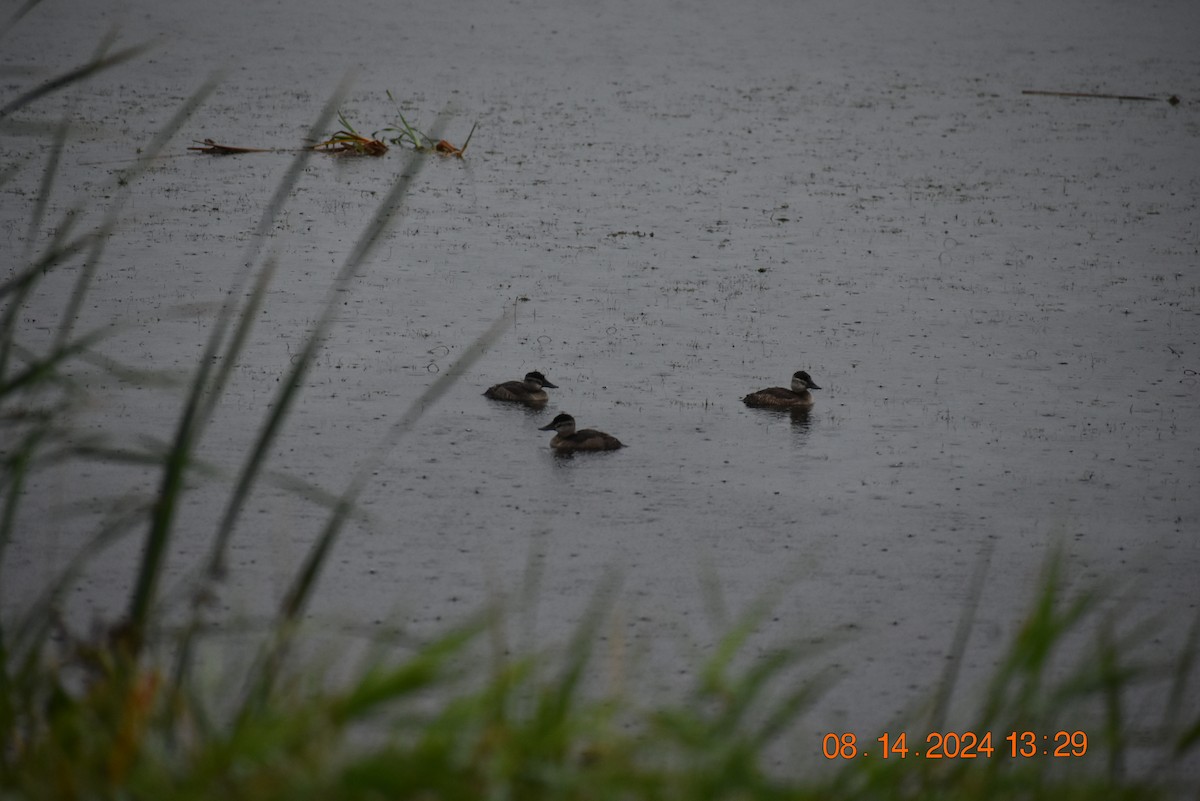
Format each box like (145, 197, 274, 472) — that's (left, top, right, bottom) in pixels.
(310, 111, 390, 156)
(187, 101, 473, 158)
(188, 111, 388, 157)
(378, 89, 477, 157)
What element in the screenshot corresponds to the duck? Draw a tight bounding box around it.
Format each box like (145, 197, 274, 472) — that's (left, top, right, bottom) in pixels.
(484, 371, 558, 407)
(743, 370, 821, 409)
(538, 413, 623, 452)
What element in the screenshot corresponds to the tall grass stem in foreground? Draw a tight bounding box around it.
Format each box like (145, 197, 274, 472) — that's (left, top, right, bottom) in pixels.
(167, 76, 360, 688)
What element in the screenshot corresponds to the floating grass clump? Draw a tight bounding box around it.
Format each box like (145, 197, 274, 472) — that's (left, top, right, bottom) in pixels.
(187, 97, 475, 158)
(379, 90, 476, 158)
(3, 34, 1199, 801)
(311, 111, 389, 156)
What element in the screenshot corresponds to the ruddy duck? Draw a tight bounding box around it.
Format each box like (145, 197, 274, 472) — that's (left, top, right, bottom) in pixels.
(743, 370, 821, 409)
(484, 371, 558, 407)
(538, 413, 623, 452)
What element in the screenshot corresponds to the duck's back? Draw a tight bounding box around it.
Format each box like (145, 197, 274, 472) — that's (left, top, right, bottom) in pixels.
(485, 380, 546, 404)
(743, 387, 812, 408)
(555, 429, 623, 451)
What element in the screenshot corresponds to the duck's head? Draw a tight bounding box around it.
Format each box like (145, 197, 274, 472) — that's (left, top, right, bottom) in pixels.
(525, 371, 557, 389)
(538, 412, 576, 434)
(791, 370, 821, 392)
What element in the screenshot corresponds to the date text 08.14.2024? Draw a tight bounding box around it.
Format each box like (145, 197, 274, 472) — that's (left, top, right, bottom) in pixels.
(821, 730, 1088, 760)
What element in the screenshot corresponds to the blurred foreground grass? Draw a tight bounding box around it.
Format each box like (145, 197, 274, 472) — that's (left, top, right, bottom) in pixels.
(2, 30, 1198, 801)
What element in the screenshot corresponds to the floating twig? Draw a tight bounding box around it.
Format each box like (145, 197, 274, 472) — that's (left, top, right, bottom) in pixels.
(1023, 89, 1180, 105)
(188, 138, 272, 155)
(189, 132, 389, 157)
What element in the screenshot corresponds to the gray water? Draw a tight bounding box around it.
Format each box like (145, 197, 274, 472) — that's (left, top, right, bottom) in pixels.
(4, 0, 1198, 774)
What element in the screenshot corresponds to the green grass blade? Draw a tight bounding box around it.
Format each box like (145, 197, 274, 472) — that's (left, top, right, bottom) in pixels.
(0, 332, 98, 398)
(55, 75, 219, 350)
(229, 111, 456, 715)
(0, 41, 149, 119)
(459, 121, 478, 153)
(928, 537, 994, 732)
(332, 619, 484, 724)
(198, 79, 354, 535)
(1164, 611, 1199, 736)
(195, 257, 279, 581)
(0, 0, 46, 39)
(119, 78, 224, 649)
(170, 79, 357, 689)
(246, 295, 520, 714)
(23, 111, 71, 264)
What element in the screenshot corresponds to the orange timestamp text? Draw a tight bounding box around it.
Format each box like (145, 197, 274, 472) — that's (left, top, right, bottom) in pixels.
(821, 730, 1088, 760)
